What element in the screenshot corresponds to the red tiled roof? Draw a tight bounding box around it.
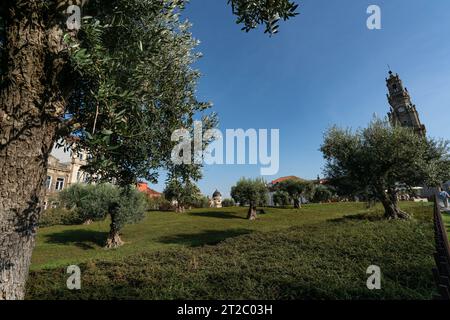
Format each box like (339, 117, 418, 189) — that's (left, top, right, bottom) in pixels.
(137, 182, 162, 198)
(271, 176, 306, 185)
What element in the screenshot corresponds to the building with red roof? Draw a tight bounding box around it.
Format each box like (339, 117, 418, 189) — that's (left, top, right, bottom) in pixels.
(270, 176, 307, 186)
(137, 182, 162, 198)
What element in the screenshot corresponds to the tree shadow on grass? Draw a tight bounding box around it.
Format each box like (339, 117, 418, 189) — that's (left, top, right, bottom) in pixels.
(187, 211, 247, 220)
(328, 212, 384, 224)
(158, 229, 252, 247)
(44, 229, 108, 250)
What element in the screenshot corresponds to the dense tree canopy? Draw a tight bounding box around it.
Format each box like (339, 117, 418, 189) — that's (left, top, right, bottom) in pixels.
(311, 184, 334, 203)
(229, 0, 298, 34)
(321, 119, 450, 219)
(272, 190, 290, 206)
(163, 176, 202, 213)
(222, 198, 236, 207)
(59, 183, 147, 247)
(59, 183, 104, 223)
(0, 0, 299, 188)
(0, 0, 299, 299)
(231, 178, 268, 219)
(273, 178, 313, 208)
(60, 0, 215, 186)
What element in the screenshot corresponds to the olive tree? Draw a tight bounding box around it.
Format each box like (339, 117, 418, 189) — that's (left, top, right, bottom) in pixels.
(321, 119, 450, 219)
(311, 185, 333, 203)
(107, 187, 148, 248)
(222, 198, 236, 207)
(163, 178, 202, 213)
(231, 178, 268, 220)
(274, 179, 314, 208)
(59, 183, 100, 224)
(59, 183, 147, 248)
(272, 190, 290, 206)
(0, 0, 298, 300)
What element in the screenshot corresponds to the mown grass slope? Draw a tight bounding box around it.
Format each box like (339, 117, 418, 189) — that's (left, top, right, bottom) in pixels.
(31, 202, 377, 270)
(26, 202, 436, 299)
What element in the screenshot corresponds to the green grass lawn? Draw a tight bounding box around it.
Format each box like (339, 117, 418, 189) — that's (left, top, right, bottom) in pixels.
(30, 202, 375, 270)
(26, 202, 437, 299)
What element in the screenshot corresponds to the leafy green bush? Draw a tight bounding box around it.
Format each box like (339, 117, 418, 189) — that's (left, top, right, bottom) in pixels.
(113, 188, 148, 230)
(59, 183, 90, 211)
(163, 179, 202, 212)
(312, 185, 334, 203)
(39, 208, 83, 227)
(145, 196, 173, 211)
(273, 179, 314, 208)
(192, 195, 210, 208)
(81, 184, 121, 222)
(272, 190, 290, 206)
(158, 199, 174, 212)
(230, 178, 268, 218)
(222, 198, 235, 207)
(56, 183, 148, 247)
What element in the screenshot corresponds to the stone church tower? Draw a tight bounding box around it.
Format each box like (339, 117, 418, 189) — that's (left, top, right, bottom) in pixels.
(386, 71, 426, 137)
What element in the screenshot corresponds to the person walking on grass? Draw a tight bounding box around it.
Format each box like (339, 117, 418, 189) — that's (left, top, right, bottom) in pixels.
(439, 187, 450, 209)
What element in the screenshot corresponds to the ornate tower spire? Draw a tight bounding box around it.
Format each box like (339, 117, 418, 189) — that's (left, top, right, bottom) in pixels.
(386, 71, 426, 137)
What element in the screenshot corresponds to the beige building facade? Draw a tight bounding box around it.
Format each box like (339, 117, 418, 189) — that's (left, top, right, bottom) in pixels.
(44, 149, 89, 209)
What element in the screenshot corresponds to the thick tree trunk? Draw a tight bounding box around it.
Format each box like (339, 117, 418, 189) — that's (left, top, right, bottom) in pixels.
(380, 192, 409, 220)
(0, 2, 68, 299)
(105, 229, 124, 249)
(105, 216, 124, 248)
(293, 198, 301, 209)
(247, 205, 257, 220)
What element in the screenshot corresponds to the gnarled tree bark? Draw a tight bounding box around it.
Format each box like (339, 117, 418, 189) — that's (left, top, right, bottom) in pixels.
(247, 204, 257, 220)
(104, 229, 124, 249)
(379, 188, 410, 220)
(293, 198, 301, 209)
(0, 1, 70, 299)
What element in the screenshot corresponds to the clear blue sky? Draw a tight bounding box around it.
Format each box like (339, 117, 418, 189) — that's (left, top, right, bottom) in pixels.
(151, 0, 450, 198)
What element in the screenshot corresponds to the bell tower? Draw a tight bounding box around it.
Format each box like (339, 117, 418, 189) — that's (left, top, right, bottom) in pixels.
(386, 71, 426, 137)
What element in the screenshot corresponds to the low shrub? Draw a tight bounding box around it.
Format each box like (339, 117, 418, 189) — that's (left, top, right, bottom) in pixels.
(39, 208, 83, 227)
(272, 190, 290, 206)
(192, 196, 210, 209)
(146, 197, 173, 211)
(222, 198, 235, 207)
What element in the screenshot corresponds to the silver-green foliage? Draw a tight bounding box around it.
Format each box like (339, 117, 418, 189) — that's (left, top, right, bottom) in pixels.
(230, 178, 268, 207)
(59, 183, 147, 231)
(321, 118, 450, 218)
